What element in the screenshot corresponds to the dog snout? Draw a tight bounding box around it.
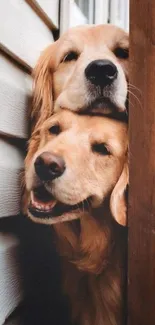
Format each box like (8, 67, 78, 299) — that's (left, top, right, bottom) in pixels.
(34, 152, 65, 181)
(85, 59, 118, 87)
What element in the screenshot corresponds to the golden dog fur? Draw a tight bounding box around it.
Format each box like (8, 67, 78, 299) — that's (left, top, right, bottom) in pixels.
(31, 24, 129, 130)
(24, 23, 129, 325)
(24, 109, 128, 325)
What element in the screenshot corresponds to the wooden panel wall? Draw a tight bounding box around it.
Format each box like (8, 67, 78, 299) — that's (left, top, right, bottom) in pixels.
(128, 1, 155, 324)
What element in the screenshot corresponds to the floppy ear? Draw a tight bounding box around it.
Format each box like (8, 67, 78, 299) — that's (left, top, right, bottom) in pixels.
(110, 162, 129, 226)
(31, 43, 56, 131)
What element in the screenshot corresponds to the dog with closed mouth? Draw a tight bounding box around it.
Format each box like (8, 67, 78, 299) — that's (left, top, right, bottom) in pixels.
(31, 24, 129, 129)
(24, 109, 128, 325)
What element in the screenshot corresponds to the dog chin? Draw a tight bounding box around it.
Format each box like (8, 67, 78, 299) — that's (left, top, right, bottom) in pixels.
(82, 97, 125, 115)
(54, 93, 126, 115)
(28, 209, 80, 225)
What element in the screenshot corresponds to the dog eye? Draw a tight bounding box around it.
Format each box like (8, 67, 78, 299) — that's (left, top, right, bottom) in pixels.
(114, 47, 129, 59)
(63, 51, 78, 62)
(49, 124, 61, 135)
(92, 143, 110, 156)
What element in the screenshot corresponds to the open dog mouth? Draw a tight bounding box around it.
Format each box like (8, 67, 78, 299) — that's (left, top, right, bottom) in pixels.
(28, 185, 90, 221)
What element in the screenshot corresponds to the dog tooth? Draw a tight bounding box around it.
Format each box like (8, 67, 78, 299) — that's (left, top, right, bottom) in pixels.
(49, 201, 57, 208)
(43, 205, 49, 211)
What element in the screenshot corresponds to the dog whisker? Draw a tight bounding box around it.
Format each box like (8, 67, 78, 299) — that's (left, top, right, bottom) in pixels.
(128, 90, 143, 111)
(128, 83, 142, 95)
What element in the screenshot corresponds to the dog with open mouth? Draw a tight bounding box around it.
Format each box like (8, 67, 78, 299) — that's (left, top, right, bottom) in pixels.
(24, 109, 128, 325)
(31, 24, 129, 129)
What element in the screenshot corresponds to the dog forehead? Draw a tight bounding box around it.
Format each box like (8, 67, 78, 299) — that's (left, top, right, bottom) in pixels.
(61, 24, 128, 49)
(84, 115, 127, 139)
(46, 110, 127, 140)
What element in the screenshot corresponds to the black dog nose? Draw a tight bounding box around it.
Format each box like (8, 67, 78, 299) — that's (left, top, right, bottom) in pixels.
(85, 59, 117, 87)
(34, 152, 65, 181)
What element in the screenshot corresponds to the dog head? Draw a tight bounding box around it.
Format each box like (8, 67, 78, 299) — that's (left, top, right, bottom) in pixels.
(32, 24, 129, 129)
(25, 109, 128, 226)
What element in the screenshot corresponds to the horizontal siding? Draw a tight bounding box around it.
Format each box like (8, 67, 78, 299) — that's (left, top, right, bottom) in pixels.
(0, 0, 60, 322)
(27, 0, 59, 29)
(0, 139, 24, 218)
(0, 0, 54, 68)
(0, 234, 22, 324)
(36, 0, 59, 27)
(0, 54, 31, 139)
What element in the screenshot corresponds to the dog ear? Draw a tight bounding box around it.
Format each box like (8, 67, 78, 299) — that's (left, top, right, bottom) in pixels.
(31, 43, 56, 131)
(110, 162, 128, 226)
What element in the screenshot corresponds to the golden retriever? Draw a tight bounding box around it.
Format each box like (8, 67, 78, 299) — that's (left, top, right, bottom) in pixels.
(31, 24, 129, 129)
(24, 109, 128, 325)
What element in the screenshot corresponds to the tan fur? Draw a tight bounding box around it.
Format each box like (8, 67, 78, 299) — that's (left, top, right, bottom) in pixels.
(31, 24, 129, 130)
(24, 110, 128, 325)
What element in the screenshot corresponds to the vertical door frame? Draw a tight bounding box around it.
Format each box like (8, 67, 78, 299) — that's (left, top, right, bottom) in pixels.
(128, 1, 155, 324)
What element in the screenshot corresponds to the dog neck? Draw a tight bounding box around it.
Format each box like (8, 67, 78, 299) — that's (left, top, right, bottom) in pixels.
(54, 199, 125, 274)
(53, 199, 127, 325)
